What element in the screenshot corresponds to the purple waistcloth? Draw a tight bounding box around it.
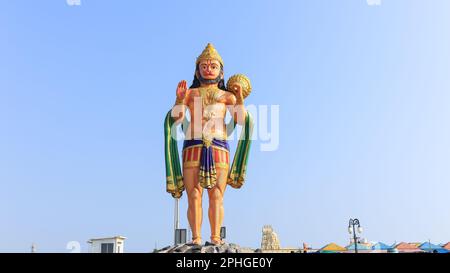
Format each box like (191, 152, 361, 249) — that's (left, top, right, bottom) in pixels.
(183, 139, 229, 150)
(183, 138, 229, 188)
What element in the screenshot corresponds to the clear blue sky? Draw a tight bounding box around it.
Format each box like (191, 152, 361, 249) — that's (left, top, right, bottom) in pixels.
(1, 0, 450, 252)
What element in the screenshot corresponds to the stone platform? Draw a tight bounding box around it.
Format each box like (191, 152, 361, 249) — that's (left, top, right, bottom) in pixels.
(156, 242, 260, 253)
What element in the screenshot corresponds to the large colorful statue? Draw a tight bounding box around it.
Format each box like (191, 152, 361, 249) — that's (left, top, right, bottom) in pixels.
(164, 43, 254, 245)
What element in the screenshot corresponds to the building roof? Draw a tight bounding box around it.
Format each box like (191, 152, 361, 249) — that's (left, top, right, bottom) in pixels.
(87, 236, 127, 243)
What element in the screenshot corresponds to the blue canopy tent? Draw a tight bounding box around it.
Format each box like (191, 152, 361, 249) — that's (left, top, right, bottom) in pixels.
(346, 243, 371, 251)
(419, 242, 449, 253)
(371, 242, 391, 250)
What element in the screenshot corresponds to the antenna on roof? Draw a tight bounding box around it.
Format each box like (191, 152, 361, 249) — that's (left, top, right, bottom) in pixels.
(31, 243, 37, 253)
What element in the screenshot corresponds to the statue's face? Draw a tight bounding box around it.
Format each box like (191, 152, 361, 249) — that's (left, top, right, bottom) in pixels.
(197, 59, 222, 80)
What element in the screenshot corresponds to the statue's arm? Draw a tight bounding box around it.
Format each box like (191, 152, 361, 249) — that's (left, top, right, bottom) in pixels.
(226, 91, 246, 126)
(171, 102, 187, 125)
(171, 80, 189, 124)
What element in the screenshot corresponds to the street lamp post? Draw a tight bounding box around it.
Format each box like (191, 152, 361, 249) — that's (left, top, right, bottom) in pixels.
(174, 198, 179, 245)
(348, 218, 363, 253)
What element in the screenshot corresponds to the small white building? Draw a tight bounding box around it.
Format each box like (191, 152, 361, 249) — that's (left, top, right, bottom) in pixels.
(87, 236, 127, 253)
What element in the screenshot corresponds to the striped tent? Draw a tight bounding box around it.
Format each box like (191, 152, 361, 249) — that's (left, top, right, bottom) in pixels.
(394, 242, 424, 253)
(318, 243, 347, 253)
(442, 242, 450, 251)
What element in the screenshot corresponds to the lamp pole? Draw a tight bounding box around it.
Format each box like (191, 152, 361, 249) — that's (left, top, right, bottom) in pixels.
(348, 218, 363, 253)
(174, 198, 180, 245)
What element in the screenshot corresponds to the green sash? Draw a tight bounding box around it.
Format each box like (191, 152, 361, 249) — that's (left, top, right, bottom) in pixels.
(164, 111, 184, 198)
(227, 112, 254, 188)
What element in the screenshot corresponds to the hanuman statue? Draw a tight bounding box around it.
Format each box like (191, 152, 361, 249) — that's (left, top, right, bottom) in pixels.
(164, 43, 254, 245)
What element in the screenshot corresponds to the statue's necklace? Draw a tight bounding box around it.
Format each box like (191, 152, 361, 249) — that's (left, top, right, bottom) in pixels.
(198, 86, 221, 108)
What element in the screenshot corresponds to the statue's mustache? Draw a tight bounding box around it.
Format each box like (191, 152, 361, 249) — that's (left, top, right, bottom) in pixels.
(198, 74, 222, 84)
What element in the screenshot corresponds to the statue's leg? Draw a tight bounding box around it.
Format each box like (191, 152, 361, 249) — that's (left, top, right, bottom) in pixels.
(207, 167, 228, 244)
(183, 167, 203, 245)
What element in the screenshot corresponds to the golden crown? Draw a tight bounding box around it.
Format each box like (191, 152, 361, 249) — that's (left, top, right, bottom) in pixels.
(196, 43, 224, 66)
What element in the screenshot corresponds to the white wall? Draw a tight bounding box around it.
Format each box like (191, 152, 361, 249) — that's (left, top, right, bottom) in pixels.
(89, 238, 125, 253)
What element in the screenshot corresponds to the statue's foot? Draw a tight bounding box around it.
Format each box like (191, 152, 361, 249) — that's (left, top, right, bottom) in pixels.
(210, 236, 225, 246)
(191, 237, 202, 246)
